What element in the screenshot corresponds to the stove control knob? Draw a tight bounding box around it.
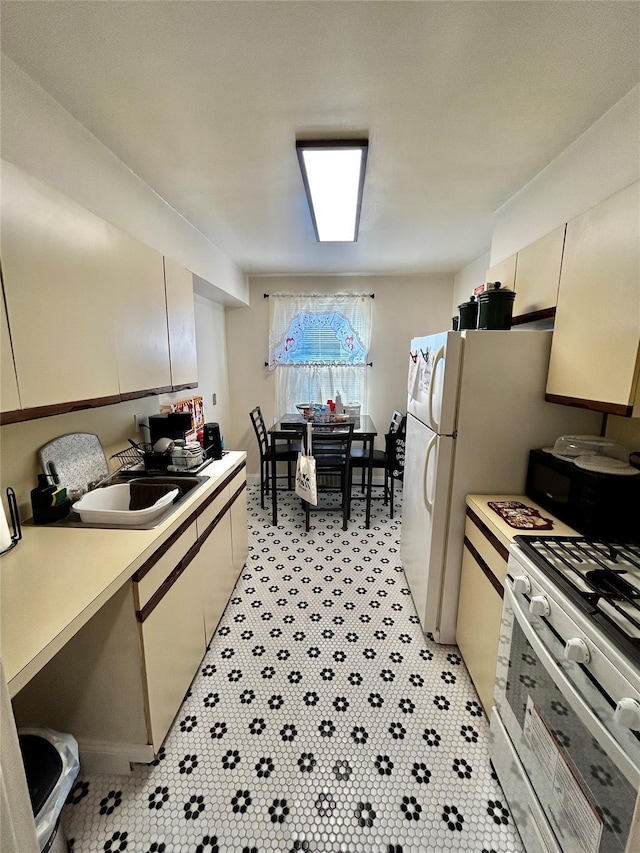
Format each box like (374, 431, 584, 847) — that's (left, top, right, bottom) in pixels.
(614, 698, 640, 730)
(512, 575, 531, 595)
(529, 595, 550, 617)
(563, 638, 590, 664)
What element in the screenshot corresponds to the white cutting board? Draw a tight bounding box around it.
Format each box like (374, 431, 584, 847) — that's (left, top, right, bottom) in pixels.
(39, 432, 109, 491)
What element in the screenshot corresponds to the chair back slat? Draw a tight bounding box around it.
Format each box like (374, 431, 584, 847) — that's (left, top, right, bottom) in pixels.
(389, 409, 404, 434)
(249, 406, 269, 457)
(305, 423, 354, 466)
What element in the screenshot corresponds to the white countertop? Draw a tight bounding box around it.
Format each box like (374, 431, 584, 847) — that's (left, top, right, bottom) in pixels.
(466, 494, 579, 552)
(1, 451, 246, 697)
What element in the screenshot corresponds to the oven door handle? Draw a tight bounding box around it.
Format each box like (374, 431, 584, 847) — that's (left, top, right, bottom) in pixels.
(505, 585, 640, 788)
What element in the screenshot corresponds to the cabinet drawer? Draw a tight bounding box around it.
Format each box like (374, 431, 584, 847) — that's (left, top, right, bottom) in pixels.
(464, 511, 508, 588)
(196, 483, 230, 536)
(195, 464, 247, 534)
(228, 466, 247, 494)
(134, 520, 198, 609)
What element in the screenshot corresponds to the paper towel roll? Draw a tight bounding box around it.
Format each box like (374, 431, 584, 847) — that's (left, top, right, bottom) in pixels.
(0, 497, 13, 553)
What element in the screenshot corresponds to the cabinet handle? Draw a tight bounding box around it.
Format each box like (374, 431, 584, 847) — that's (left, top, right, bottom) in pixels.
(138, 538, 201, 622)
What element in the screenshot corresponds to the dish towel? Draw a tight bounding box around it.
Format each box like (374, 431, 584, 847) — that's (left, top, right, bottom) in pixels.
(129, 482, 178, 511)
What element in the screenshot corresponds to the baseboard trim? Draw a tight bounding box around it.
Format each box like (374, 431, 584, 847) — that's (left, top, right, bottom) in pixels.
(77, 739, 154, 774)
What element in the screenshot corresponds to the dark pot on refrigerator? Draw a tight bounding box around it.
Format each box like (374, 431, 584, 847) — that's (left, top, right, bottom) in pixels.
(457, 295, 478, 330)
(477, 282, 516, 330)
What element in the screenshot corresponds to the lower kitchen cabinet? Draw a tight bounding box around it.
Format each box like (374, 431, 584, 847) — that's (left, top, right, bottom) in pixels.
(140, 547, 206, 752)
(231, 482, 248, 574)
(10, 464, 248, 772)
(197, 512, 234, 645)
(456, 508, 506, 715)
(457, 495, 579, 715)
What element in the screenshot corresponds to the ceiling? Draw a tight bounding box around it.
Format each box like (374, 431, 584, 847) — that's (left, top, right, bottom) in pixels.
(1, 1, 639, 277)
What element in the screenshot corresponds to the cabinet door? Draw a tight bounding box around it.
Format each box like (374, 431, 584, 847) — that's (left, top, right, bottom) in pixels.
(486, 253, 516, 291)
(456, 542, 504, 714)
(513, 225, 565, 318)
(1, 286, 20, 413)
(1, 161, 120, 408)
(112, 236, 171, 395)
(546, 182, 640, 415)
(230, 486, 248, 575)
(196, 513, 234, 645)
(141, 557, 206, 751)
(164, 257, 197, 388)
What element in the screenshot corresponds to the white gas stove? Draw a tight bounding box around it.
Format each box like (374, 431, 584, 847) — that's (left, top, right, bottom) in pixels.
(490, 536, 640, 853)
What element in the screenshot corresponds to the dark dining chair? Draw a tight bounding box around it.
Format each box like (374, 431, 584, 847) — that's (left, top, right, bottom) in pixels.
(384, 415, 406, 519)
(302, 422, 354, 531)
(349, 410, 406, 519)
(249, 406, 300, 509)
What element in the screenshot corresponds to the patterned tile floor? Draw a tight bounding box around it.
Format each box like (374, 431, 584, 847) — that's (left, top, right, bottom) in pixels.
(62, 486, 524, 853)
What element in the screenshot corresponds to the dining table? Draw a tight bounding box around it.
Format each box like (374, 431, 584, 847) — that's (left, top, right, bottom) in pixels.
(268, 413, 378, 528)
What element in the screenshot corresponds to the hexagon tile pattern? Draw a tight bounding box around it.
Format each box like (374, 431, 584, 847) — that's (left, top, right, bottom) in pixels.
(63, 486, 524, 853)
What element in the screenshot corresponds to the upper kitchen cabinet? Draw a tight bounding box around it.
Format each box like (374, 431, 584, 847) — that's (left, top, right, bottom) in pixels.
(112, 237, 171, 398)
(1, 161, 120, 409)
(546, 182, 640, 417)
(0, 284, 21, 413)
(512, 225, 565, 321)
(486, 253, 516, 292)
(163, 257, 198, 389)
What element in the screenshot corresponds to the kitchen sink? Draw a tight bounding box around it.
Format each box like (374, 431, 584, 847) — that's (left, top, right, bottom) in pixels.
(54, 474, 208, 529)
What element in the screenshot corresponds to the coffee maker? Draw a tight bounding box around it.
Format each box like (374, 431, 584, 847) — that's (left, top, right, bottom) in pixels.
(149, 412, 193, 446)
(203, 422, 223, 460)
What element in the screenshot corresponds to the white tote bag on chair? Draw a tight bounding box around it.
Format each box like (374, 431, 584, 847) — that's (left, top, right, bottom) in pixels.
(295, 422, 317, 505)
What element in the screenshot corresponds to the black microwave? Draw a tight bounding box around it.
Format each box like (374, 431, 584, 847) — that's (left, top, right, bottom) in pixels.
(526, 449, 640, 543)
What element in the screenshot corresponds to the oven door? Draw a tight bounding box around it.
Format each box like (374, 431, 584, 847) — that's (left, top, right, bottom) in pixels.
(493, 584, 639, 853)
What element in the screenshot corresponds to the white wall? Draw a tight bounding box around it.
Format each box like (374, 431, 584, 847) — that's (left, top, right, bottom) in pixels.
(491, 85, 640, 264)
(226, 275, 454, 480)
(451, 252, 491, 317)
(0, 55, 248, 305)
(191, 294, 230, 437)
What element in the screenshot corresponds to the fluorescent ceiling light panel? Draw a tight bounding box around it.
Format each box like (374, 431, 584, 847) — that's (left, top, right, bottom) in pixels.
(297, 140, 368, 242)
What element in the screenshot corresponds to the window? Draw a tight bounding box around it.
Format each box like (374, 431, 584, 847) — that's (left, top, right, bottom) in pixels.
(268, 293, 371, 416)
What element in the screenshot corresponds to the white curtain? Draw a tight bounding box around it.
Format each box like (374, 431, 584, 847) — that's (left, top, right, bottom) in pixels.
(275, 364, 368, 414)
(268, 293, 371, 417)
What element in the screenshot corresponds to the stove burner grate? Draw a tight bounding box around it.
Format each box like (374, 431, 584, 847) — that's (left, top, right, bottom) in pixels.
(585, 569, 639, 600)
(514, 535, 640, 658)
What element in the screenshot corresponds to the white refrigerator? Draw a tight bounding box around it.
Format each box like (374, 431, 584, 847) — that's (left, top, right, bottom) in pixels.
(400, 329, 601, 644)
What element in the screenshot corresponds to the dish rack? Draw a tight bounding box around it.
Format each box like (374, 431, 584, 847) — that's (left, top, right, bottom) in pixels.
(111, 443, 208, 475)
(110, 445, 150, 473)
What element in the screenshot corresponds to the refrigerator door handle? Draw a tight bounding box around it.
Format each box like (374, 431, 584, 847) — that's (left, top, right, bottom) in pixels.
(426, 345, 444, 432)
(423, 432, 437, 515)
